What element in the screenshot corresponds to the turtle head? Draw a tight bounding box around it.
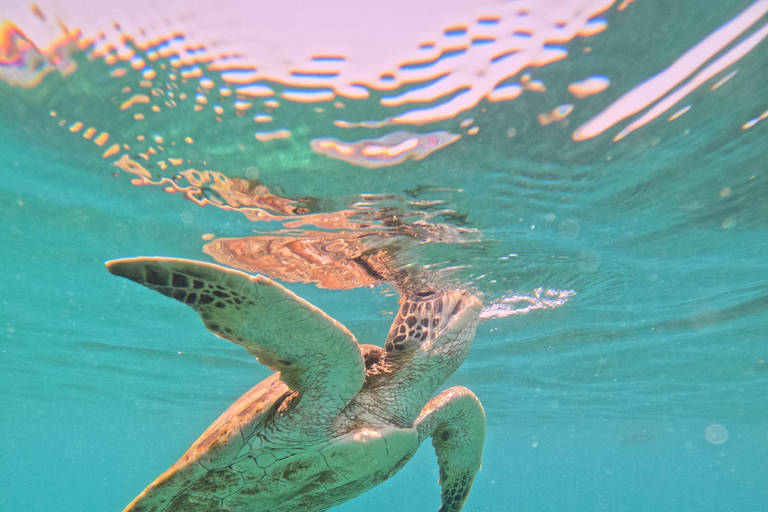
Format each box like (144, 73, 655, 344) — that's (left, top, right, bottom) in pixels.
(371, 290, 481, 425)
(384, 289, 481, 355)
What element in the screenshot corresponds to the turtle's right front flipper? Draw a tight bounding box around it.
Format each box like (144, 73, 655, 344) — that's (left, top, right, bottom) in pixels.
(107, 257, 366, 420)
(416, 386, 485, 512)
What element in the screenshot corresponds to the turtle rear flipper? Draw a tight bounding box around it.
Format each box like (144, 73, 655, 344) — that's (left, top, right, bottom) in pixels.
(107, 257, 366, 426)
(416, 386, 485, 512)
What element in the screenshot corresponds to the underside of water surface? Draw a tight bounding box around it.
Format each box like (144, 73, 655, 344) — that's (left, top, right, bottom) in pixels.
(1, 0, 767, 511)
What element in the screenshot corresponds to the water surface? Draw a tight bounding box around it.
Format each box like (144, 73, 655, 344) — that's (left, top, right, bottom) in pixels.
(1, 0, 767, 510)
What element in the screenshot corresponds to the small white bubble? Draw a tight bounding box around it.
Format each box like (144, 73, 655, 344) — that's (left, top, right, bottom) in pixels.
(705, 424, 728, 445)
(722, 218, 736, 229)
(577, 250, 600, 272)
(531, 442, 538, 448)
(684, 201, 700, 212)
(507, 128, 516, 138)
(559, 219, 580, 239)
(180, 211, 194, 224)
(246, 166, 260, 180)
(545, 213, 555, 223)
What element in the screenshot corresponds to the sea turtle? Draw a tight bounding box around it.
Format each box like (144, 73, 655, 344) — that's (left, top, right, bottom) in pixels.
(107, 257, 484, 512)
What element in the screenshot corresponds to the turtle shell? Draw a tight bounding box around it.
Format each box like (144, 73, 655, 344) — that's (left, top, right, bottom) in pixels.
(125, 345, 390, 512)
(124, 373, 292, 511)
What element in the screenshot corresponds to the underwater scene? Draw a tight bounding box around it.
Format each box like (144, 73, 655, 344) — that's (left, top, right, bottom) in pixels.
(1, 0, 767, 510)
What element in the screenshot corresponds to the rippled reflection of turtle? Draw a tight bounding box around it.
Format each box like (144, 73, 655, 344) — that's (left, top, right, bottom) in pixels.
(108, 257, 484, 512)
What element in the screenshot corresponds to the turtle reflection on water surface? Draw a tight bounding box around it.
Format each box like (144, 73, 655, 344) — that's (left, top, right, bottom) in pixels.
(108, 257, 484, 512)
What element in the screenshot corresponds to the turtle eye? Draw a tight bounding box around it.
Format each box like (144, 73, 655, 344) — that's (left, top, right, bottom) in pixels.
(415, 290, 438, 299)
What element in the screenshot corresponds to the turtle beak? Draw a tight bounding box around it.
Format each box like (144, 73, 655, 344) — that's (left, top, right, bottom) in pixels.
(437, 291, 481, 341)
(451, 293, 482, 331)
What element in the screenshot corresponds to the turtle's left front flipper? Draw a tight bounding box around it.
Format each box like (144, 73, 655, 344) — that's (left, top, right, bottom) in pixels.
(416, 386, 485, 512)
(106, 257, 365, 424)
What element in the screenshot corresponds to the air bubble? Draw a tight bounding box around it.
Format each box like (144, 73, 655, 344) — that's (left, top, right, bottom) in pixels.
(577, 250, 600, 272)
(559, 219, 579, 239)
(704, 424, 728, 445)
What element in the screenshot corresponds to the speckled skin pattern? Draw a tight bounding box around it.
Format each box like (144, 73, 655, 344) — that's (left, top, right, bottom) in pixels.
(107, 257, 485, 512)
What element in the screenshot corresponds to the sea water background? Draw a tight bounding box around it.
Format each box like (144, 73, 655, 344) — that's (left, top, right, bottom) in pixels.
(1, 0, 767, 511)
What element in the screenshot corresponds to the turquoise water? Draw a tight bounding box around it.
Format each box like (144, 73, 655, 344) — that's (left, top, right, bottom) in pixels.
(2, 0, 768, 511)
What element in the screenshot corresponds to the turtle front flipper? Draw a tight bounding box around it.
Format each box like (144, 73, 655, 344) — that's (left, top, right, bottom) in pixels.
(416, 386, 485, 512)
(107, 257, 365, 425)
